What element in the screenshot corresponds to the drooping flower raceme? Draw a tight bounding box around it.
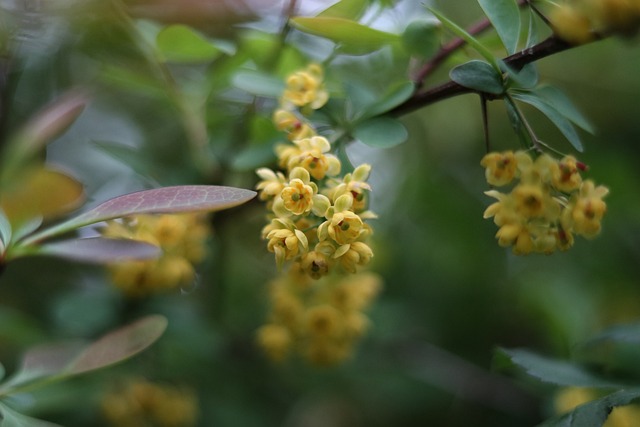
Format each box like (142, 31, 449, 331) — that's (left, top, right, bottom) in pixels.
(481, 150, 608, 255)
(255, 63, 382, 366)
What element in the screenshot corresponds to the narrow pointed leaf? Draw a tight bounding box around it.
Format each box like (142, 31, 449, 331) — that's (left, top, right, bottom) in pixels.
(19, 186, 256, 245)
(290, 17, 400, 55)
(317, 0, 369, 19)
(68, 315, 167, 375)
(0, 342, 86, 390)
(478, 0, 521, 54)
(534, 85, 594, 133)
(35, 238, 161, 264)
(1, 91, 88, 184)
(0, 209, 11, 249)
(495, 348, 621, 388)
(0, 402, 62, 427)
(428, 7, 501, 72)
(511, 92, 584, 151)
(537, 389, 640, 427)
(450, 60, 505, 95)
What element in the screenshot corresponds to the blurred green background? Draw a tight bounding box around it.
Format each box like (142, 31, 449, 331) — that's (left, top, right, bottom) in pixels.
(1, 0, 639, 426)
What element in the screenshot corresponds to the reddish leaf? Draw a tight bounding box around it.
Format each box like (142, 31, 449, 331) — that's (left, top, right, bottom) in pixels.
(18, 185, 256, 246)
(36, 237, 161, 263)
(67, 315, 168, 375)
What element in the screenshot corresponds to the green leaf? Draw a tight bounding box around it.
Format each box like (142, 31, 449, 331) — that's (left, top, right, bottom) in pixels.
(156, 24, 220, 63)
(232, 71, 285, 98)
(427, 7, 501, 72)
(353, 117, 408, 148)
(450, 60, 505, 95)
(478, 0, 521, 54)
(537, 389, 640, 427)
(503, 62, 538, 89)
(363, 80, 415, 118)
(317, 0, 369, 19)
(290, 17, 401, 55)
(35, 238, 161, 264)
(574, 323, 640, 376)
(495, 348, 622, 388)
(511, 92, 585, 152)
(401, 19, 441, 59)
(534, 85, 594, 133)
(0, 402, 61, 427)
(0, 209, 11, 251)
(16, 186, 256, 248)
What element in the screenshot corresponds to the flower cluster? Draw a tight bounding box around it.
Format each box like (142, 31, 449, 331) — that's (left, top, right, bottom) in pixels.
(550, 0, 640, 44)
(101, 378, 198, 427)
(256, 269, 381, 366)
(101, 213, 210, 297)
(256, 63, 381, 365)
(481, 150, 608, 255)
(555, 387, 640, 427)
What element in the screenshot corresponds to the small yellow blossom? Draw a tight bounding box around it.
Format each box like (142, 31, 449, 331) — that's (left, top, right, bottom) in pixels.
(287, 136, 341, 180)
(273, 109, 316, 140)
(102, 379, 197, 427)
(281, 63, 329, 110)
(256, 324, 292, 362)
(568, 180, 609, 238)
(480, 151, 518, 186)
(300, 250, 330, 279)
(550, 3, 596, 44)
(256, 168, 287, 201)
(102, 214, 209, 297)
(551, 155, 583, 192)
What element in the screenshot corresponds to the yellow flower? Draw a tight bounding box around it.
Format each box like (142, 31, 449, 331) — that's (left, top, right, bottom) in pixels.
(102, 214, 209, 297)
(304, 304, 343, 338)
(287, 136, 341, 180)
(480, 151, 518, 186)
(281, 63, 329, 110)
(300, 250, 330, 279)
(570, 180, 609, 238)
(327, 163, 372, 212)
(273, 109, 315, 141)
(334, 241, 373, 273)
(549, 3, 596, 45)
(281, 178, 315, 215)
(551, 155, 583, 192)
(327, 210, 365, 245)
(516, 151, 556, 185)
(264, 218, 309, 269)
(256, 324, 292, 362)
(256, 168, 287, 201)
(102, 379, 198, 427)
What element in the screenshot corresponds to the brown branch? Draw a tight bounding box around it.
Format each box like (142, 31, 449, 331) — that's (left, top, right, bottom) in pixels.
(414, 0, 531, 89)
(390, 35, 574, 117)
(413, 18, 493, 89)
